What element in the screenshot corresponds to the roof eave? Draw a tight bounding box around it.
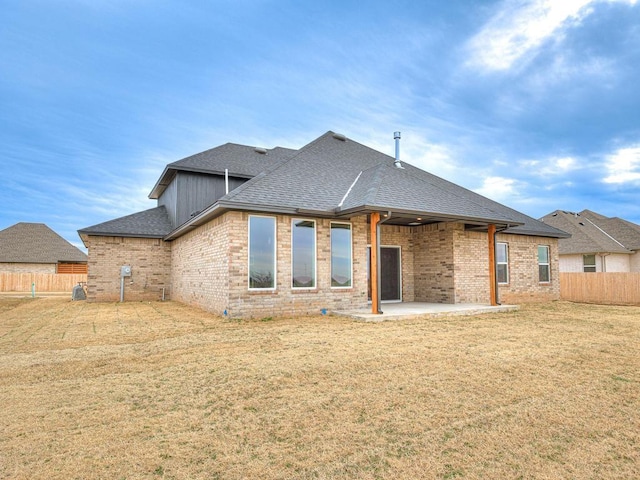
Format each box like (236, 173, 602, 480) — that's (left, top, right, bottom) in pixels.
(334, 205, 523, 227)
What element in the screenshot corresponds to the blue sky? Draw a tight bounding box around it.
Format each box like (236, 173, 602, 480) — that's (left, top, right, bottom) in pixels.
(2, 0, 640, 250)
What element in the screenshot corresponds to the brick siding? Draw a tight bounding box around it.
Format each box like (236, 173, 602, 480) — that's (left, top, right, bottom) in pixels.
(85, 236, 171, 302)
(85, 216, 560, 314)
(0, 262, 56, 274)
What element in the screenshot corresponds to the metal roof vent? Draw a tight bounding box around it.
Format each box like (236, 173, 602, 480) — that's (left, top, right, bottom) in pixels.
(254, 147, 268, 154)
(332, 132, 346, 141)
(394, 131, 404, 169)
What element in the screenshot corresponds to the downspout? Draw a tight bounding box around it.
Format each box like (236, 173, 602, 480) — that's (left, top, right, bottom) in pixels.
(225, 168, 229, 195)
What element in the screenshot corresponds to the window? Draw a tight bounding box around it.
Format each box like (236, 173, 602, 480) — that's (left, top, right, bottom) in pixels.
(291, 219, 316, 288)
(331, 223, 352, 287)
(496, 242, 509, 284)
(538, 245, 550, 283)
(583, 254, 596, 273)
(248, 216, 276, 289)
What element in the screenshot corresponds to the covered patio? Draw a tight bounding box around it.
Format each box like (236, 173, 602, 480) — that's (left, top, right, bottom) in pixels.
(333, 302, 518, 321)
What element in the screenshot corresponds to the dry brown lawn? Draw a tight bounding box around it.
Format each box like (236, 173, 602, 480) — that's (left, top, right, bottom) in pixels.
(0, 298, 638, 479)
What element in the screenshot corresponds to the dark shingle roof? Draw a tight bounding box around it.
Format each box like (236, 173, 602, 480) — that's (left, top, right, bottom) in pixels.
(222, 132, 567, 237)
(0, 222, 88, 264)
(78, 206, 172, 240)
(539, 210, 634, 254)
(91, 131, 570, 240)
(149, 143, 297, 199)
(579, 210, 640, 250)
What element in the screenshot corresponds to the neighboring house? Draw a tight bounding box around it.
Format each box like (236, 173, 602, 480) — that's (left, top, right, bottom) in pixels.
(79, 131, 568, 317)
(540, 209, 640, 272)
(0, 222, 88, 274)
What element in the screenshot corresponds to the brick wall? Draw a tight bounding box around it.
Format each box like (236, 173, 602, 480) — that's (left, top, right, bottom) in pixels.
(171, 213, 230, 314)
(168, 212, 370, 318)
(0, 262, 56, 274)
(413, 223, 456, 303)
(226, 213, 369, 318)
(496, 232, 560, 303)
(453, 226, 490, 303)
(85, 236, 171, 302)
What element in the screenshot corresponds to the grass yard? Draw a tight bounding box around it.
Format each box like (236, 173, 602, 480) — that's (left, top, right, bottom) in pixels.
(0, 298, 638, 479)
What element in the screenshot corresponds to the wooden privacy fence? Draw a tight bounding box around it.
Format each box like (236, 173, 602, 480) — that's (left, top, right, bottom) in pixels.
(0, 273, 88, 293)
(560, 272, 640, 305)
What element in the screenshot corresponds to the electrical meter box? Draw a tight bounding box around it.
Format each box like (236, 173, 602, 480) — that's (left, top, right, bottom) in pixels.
(121, 265, 132, 277)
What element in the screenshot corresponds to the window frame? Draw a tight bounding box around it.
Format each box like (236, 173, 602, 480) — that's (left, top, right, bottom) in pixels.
(330, 221, 353, 289)
(583, 254, 596, 273)
(538, 245, 551, 284)
(496, 242, 509, 285)
(248, 215, 277, 290)
(291, 218, 317, 290)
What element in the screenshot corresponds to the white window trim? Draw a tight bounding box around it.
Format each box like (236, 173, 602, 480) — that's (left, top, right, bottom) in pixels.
(248, 215, 277, 291)
(583, 254, 597, 273)
(330, 221, 353, 289)
(497, 242, 509, 285)
(291, 218, 317, 290)
(538, 245, 551, 284)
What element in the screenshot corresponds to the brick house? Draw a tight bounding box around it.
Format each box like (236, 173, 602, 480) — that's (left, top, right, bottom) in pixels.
(0, 222, 88, 274)
(540, 209, 640, 272)
(79, 131, 568, 317)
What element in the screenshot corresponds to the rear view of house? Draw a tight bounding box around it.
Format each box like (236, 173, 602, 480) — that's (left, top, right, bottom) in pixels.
(79, 131, 568, 317)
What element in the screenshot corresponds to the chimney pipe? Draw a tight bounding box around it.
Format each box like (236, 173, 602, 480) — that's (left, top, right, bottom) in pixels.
(393, 131, 403, 168)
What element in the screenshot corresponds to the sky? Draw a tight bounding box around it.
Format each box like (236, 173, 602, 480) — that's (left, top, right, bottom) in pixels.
(2, 0, 640, 250)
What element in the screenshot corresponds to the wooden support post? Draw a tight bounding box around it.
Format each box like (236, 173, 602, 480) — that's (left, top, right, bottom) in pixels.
(370, 212, 381, 314)
(488, 224, 498, 306)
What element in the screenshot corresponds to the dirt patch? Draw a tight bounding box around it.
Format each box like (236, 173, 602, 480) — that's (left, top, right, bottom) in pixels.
(1, 298, 638, 479)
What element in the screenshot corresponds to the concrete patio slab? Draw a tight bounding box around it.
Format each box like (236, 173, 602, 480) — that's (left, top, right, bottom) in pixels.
(333, 302, 518, 321)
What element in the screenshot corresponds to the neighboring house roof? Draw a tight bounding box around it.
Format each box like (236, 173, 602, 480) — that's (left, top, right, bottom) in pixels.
(148, 143, 298, 199)
(579, 210, 640, 251)
(78, 206, 173, 240)
(539, 210, 638, 255)
(81, 131, 569, 242)
(0, 222, 88, 264)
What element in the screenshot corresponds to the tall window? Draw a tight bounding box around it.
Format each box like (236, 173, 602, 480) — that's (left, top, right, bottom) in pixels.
(291, 219, 316, 288)
(538, 245, 550, 283)
(248, 216, 276, 289)
(583, 254, 596, 273)
(331, 223, 352, 287)
(496, 242, 509, 284)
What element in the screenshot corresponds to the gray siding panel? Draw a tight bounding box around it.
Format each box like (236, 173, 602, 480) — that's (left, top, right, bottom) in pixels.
(158, 180, 178, 227)
(174, 172, 246, 227)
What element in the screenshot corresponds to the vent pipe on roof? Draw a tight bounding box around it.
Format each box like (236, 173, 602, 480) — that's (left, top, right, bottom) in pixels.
(394, 131, 404, 169)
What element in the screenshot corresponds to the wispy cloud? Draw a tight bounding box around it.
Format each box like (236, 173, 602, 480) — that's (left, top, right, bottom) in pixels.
(603, 145, 640, 184)
(519, 156, 580, 176)
(474, 176, 526, 203)
(466, 0, 638, 72)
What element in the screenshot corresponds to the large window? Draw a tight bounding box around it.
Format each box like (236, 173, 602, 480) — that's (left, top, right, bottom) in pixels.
(291, 219, 316, 288)
(248, 216, 276, 289)
(538, 245, 550, 283)
(331, 223, 352, 287)
(583, 254, 596, 273)
(496, 242, 509, 284)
